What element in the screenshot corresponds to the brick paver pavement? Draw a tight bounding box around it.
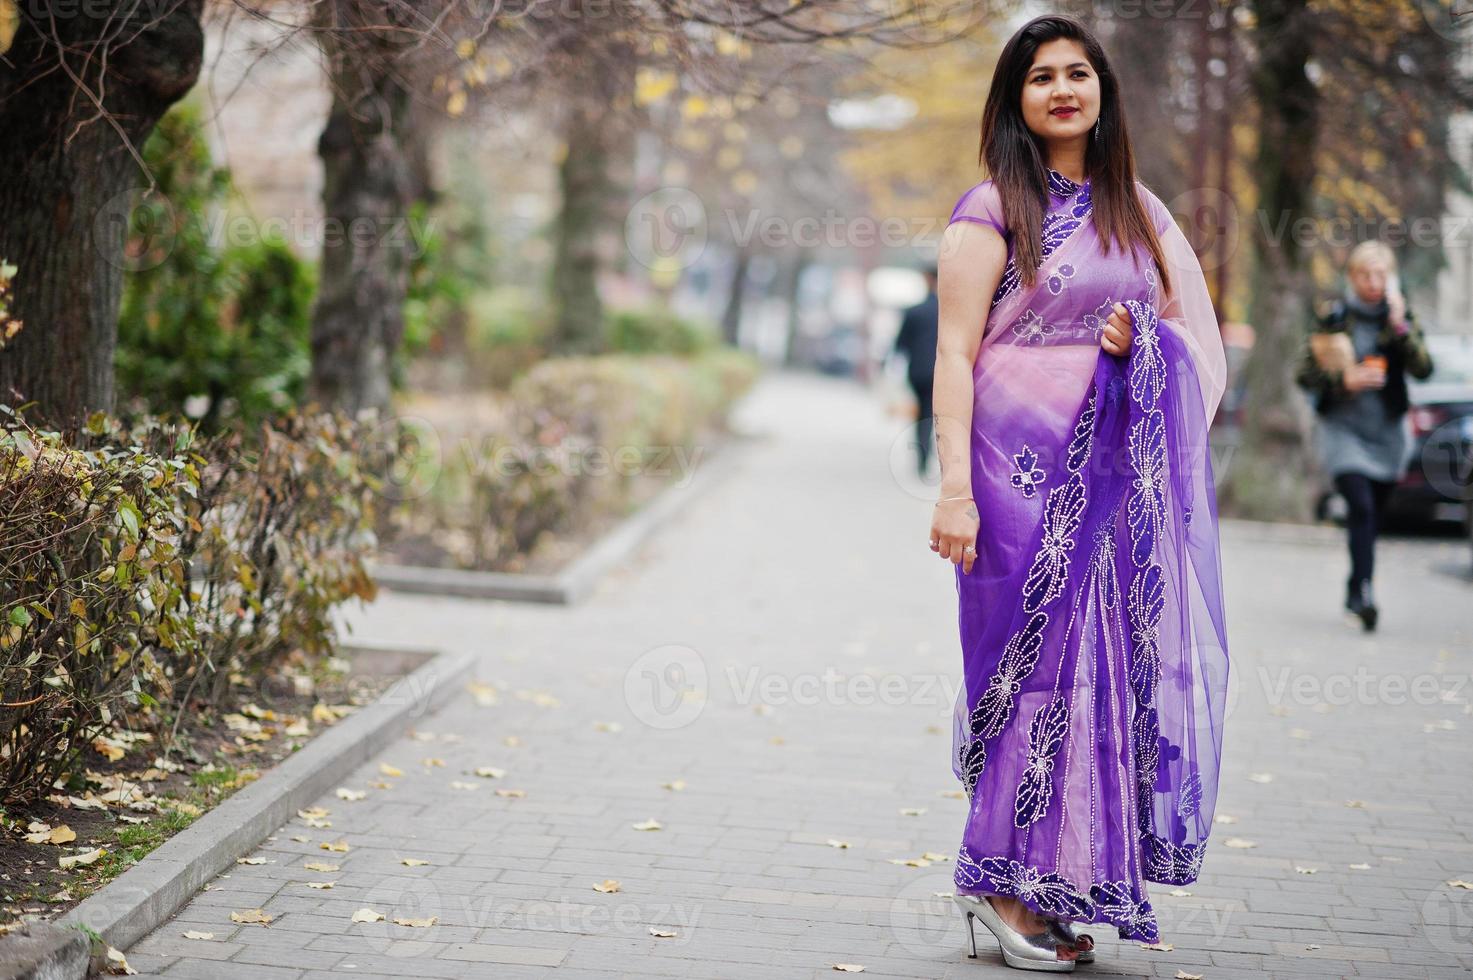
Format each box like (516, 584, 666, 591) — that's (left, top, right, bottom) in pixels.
(124, 370, 1473, 979)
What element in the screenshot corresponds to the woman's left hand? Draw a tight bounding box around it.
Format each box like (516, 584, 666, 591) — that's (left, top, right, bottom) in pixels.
(1387, 289, 1409, 333)
(1101, 303, 1133, 357)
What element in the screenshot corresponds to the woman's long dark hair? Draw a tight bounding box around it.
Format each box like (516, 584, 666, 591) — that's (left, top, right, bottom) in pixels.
(979, 14, 1171, 296)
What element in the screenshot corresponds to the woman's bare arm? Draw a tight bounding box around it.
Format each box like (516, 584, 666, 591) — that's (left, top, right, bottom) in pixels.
(930, 220, 1008, 573)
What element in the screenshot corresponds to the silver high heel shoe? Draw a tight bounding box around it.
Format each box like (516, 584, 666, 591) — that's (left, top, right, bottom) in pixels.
(1046, 919, 1095, 963)
(953, 894, 1078, 972)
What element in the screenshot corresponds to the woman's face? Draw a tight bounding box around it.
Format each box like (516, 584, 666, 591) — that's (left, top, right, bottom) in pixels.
(1020, 38, 1101, 145)
(1349, 259, 1390, 304)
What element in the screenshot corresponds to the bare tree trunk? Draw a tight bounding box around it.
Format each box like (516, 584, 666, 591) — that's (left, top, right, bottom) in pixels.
(1223, 0, 1319, 520)
(720, 247, 751, 347)
(308, 47, 418, 417)
(549, 99, 614, 355)
(1213, 11, 1236, 307)
(547, 36, 638, 356)
(781, 254, 811, 366)
(0, 1, 204, 426)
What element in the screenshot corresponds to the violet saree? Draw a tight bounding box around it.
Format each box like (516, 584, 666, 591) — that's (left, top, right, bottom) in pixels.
(946, 169, 1230, 944)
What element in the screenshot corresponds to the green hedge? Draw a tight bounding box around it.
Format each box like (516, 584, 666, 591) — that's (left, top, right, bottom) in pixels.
(0, 408, 381, 807)
(391, 348, 759, 571)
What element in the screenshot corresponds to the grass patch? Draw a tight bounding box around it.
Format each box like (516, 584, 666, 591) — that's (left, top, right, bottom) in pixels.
(92, 798, 201, 883)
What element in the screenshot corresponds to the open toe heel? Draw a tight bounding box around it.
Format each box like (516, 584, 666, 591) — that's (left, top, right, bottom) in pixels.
(953, 894, 1078, 972)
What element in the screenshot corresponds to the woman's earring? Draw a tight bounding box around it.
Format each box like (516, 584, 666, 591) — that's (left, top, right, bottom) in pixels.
(1093, 118, 1101, 142)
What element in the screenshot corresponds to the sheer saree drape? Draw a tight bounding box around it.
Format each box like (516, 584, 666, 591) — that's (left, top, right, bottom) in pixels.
(946, 172, 1229, 943)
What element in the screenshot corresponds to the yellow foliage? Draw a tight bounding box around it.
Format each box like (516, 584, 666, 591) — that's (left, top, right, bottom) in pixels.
(0, 0, 16, 56)
(836, 29, 1000, 224)
(636, 68, 678, 107)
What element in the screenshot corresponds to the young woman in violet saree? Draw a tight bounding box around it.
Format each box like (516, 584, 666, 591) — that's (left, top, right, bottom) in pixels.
(926, 16, 1230, 971)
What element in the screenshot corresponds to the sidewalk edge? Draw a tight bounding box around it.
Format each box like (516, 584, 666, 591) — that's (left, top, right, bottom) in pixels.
(46, 644, 472, 965)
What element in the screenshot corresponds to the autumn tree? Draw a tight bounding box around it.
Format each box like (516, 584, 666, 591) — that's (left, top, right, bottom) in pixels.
(0, 0, 205, 424)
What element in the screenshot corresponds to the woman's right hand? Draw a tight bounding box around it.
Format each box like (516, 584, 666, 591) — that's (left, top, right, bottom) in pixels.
(930, 497, 981, 574)
(1342, 362, 1387, 394)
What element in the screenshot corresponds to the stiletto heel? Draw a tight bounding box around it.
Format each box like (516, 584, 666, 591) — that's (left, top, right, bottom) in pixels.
(959, 899, 980, 958)
(952, 894, 1077, 972)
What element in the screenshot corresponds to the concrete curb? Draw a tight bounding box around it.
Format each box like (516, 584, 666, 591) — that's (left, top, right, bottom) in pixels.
(1, 643, 474, 977)
(369, 433, 752, 604)
(0, 922, 89, 980)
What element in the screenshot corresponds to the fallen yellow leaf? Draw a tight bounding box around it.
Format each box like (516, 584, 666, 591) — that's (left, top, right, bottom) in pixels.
(102, 946, 137, 975)
(25, 824, 76, 845)
(393, 916, 437, 928)
(466, 680, 498, 705)
(59, 847, 105, 869)
(593, 879, 621, 893)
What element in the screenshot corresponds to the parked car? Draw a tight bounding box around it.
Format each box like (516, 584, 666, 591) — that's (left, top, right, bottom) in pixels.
(1386, 334, 1473, 528)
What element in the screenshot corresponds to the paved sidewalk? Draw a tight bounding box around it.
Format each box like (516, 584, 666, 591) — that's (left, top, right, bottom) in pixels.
(125, 370, 1473, 979)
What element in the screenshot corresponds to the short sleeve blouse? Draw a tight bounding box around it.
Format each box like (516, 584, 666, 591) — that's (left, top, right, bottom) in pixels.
(948, 179, 1007, 235)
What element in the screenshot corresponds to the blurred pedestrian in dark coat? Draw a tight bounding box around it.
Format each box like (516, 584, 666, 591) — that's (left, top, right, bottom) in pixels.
(894, 264, 940, 477)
